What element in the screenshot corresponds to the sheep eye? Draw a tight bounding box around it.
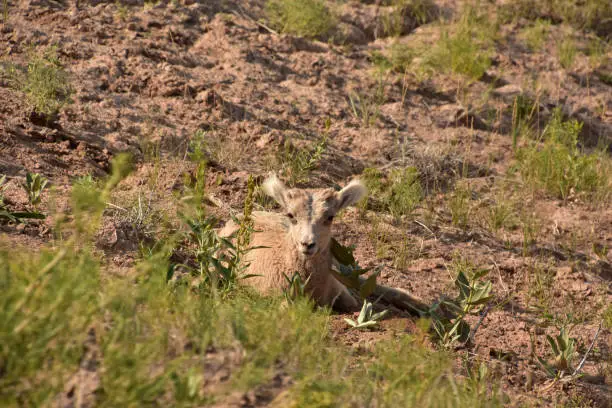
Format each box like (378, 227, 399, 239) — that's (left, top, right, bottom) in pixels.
(286, 213, 294, 219)
(326, 215, 334, 223)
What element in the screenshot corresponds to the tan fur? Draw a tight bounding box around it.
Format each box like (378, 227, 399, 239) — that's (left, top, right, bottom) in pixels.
(219, 176, 366, 311)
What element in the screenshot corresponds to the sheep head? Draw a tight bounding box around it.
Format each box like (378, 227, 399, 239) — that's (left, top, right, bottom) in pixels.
(262, 175, 367, 257)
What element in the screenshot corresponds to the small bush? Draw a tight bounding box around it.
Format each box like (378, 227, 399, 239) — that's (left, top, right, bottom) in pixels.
(425, 30, 491, 80)
(265, 0, 335, 39)
(522, 19, 551, 51)
(388, 167, 423, 217)
(516, 109, 611, 200)
(5, 46, 72, 118)
(421, 7, 496, 80)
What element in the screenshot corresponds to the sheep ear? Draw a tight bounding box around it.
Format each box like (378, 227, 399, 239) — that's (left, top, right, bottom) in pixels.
(262, 174, 288, 208)
(334, 179, 367, 211)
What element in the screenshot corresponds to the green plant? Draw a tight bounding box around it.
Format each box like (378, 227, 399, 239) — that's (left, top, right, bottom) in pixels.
(498, 0, 611, 33)
(265, 0, 335, 39)
(359, 166, 423, 218)
(347, 80, 385, 128)
(115, 0, 130, 21)
(421, 5, 496, 81)
(389, 41, 415, 73)
(511, 93, 538, 149)
(604, 304, 612, 329)
(344, 299, 389, 329)
(387, 167, 423, 218)
(520, 210, 541, 254)
(370, 50, 393, 74)
(6, 46, 72, 118)
(516, 108, 611, 200)
(273, 134, 327, 186)
(330, 237, 382, 300)
(534, 327, 577, 376)
(379, 0, 436, 37)
(527, 262, 555, 313)
(554, 0, 611, 34)
(587, 37, 608, 67)
(428, 255, 493, 348)
(522, 19, 551, 51)
(0, 155, 132, 406)
(22, 172, 48, 207)
(449, 184, 472, 228)
(0, 175, 45, 222)
(175, 169, 257, 293)
(558, 36, 577, 69)
(2, 0, 8, 24)
(283, 272, 310, 303)
(482, 196, 516, 234)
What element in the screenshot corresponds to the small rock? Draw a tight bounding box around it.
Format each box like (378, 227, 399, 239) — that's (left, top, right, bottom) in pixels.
(493, 84, 522, 97)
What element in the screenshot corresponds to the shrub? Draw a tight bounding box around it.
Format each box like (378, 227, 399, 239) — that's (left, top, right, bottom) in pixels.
(516, 109, 611, 200)
(265, 0, 335, 39)
(522, 19, 551, 51)
(5, 46, 72, 118)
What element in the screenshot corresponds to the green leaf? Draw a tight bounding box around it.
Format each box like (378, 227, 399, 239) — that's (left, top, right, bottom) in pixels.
(11, 211, 46, 220)
(166, 264, 176, 282)
(0, 210, 17, 222)
(371, 310, 389, 321)
(358, 301, 371, 324)
(355, 321, 378, 329)
(455, 271, 470, 300)
(478, 363, 488, 380)
(238, 274, 261, 280)
(330, 237, 356, 266)
(359, 273, 378, 298)
(455, 320, 470, 343)
(546, 335, 559, 356)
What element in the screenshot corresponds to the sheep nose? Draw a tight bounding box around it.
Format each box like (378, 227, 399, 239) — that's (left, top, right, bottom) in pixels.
(301, 241, 316, 250)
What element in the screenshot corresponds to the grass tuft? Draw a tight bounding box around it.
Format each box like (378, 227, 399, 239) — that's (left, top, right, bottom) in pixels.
(522, 19, 551, 51)
(516, 108, 611, 201)
(265, 0, 335, 39)
(557, 35, 577, 69)
(361, 167, 423, 218)
(421, 6, 496, 80)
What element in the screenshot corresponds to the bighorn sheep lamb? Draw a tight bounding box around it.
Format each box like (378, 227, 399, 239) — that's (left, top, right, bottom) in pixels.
(219, 175, 365, 311)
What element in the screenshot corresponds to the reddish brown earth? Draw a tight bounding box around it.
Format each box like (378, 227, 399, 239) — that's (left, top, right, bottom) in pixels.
(1, 0, 610, 406)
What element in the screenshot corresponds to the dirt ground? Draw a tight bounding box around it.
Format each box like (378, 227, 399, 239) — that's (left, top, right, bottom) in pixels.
(1, 0, 611, 406)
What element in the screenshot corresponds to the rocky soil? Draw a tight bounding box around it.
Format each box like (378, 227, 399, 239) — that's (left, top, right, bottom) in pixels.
(1, 0, 610, 406)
